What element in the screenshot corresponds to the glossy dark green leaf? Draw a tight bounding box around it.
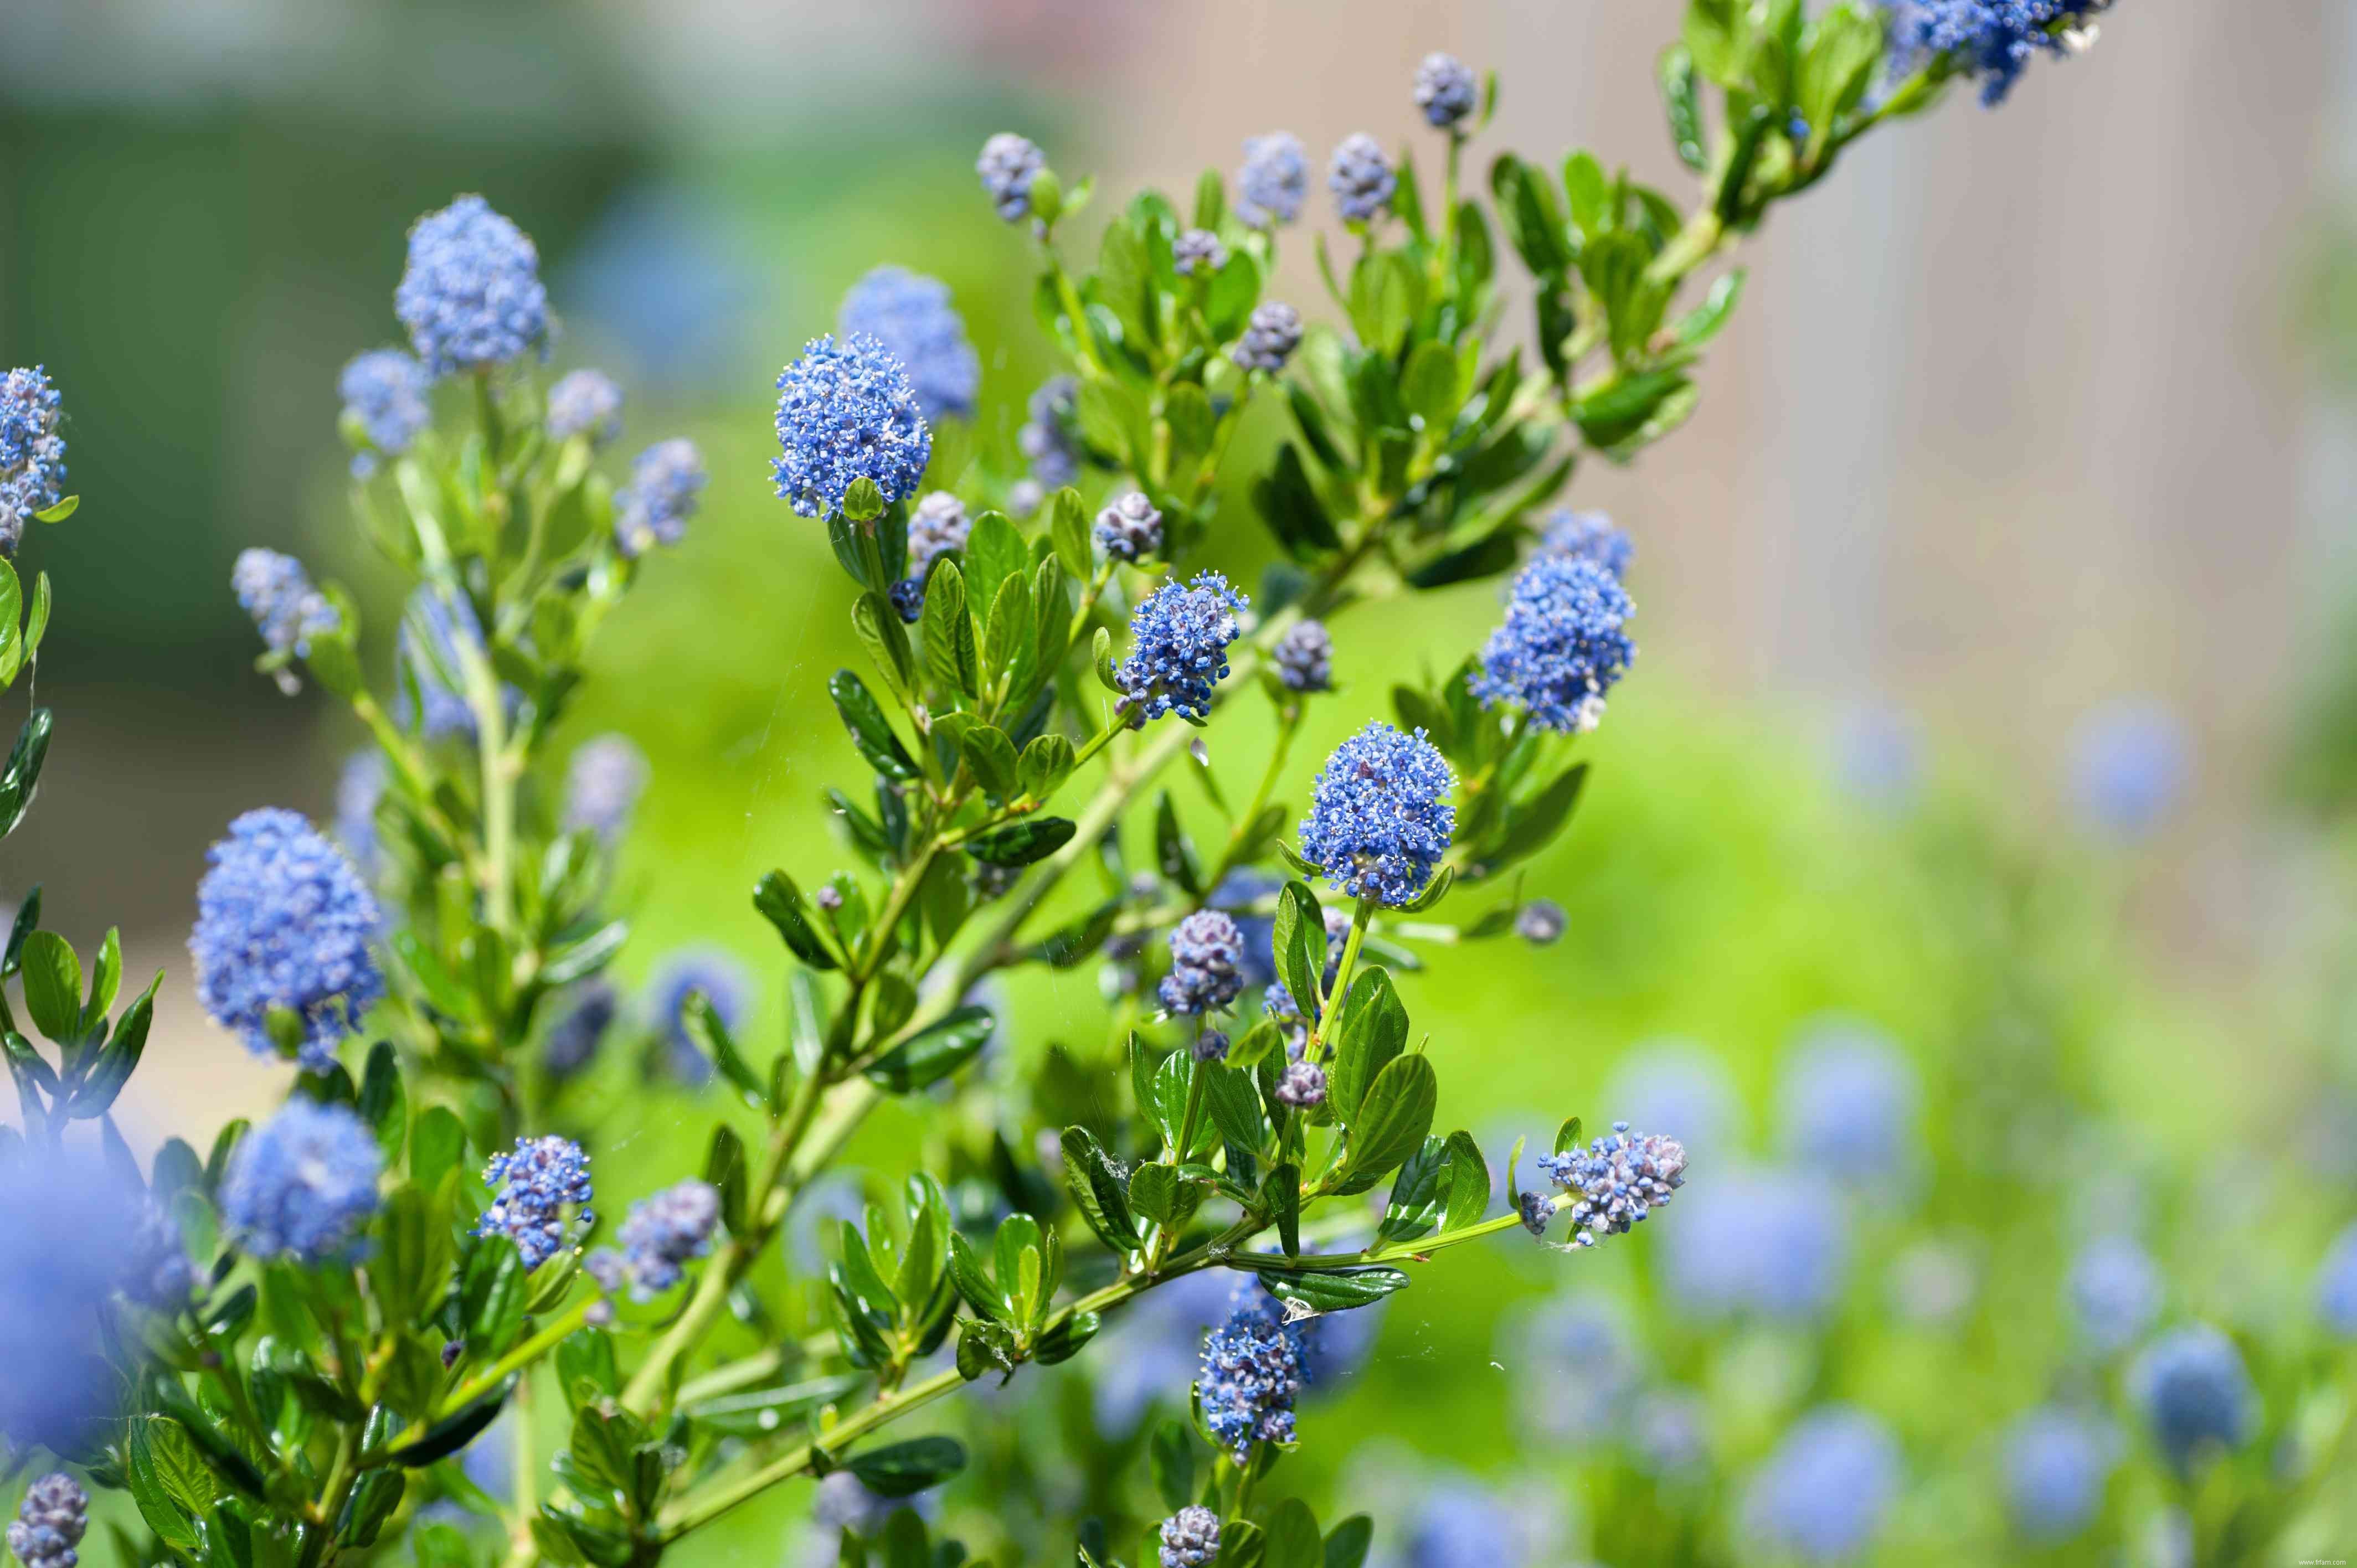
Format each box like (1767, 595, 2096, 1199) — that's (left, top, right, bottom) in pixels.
(1328, 967, 1407, 1126)
(959, 726, 1019, 800)
(848, 1436, 967, 1499)
(853, 591, 916, 702)
(754, 870, 840, 970)
(1250, 445, 1341, 561)
(705, 1124, 750, 1234)
(1154, 791, 1201, 896)
(1377, 1136, 1449, 1245)
(0, 707, 52, 836)
(1324, 1515, 1375, 1568)
(1493, 762, 1589, 868)
(862, 1005, 995, 1094)
(921, 559, 979, 700)
(1342, 1054, 1438, 1189)
(963, 511, 1028, 625)
(1150, 1420, 1196, 1513)
(1255, 1266, 1409, 1313)
(18, 930, 81, 1043)
(1262, 1499, 1322, 1568)
(1272, 881, 1324, 1020)
(687, 992, 766, 1108)
(1060, 1126, 1141, 1252)
(981, 570, 1036, 700)
(1017, 733, 1076, 801)
(965, 817, 1076, 866)
(539, 920, 627, 986)
(1440, 1129, 1491, 1234)
(1218, 1518, 1268, 1568)
(461, 1235, 531, 1355)
(1672, 267, 1746, 346)
(334, 1469, 406, 1549)
(1128, 1162, 1177, 1226)
(357, 1039, 406, 1151)
(1033, 1308, 1102, 1365)
(66, 970, 161, 1119)
(1658, 43, 1708, 171)
(1266, 1160, 1302, 1257)
(1200, 1062, 1267, 1156)
(830, 669, 921, 782)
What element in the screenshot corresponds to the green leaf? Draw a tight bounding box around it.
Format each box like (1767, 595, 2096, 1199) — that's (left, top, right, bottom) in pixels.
(1324, 1517, 1375, 1568)
(1328, 968, 1407, 1126)
(461, 1236, 531, 1355)
(32, 494, 76, 524)
(18, 930, 81, 1042)
(1440, 1129, 1491, 1232)
(959, 726, 1020, 800)
(754, 869, 840, 971)
(966, 817, 1076, 866)
(66, 969, 161, 1119)
(1658, 44, 1708, 171)
(1671, 267, 1746, 346)
(1799, 2, 1885, 147)
(1273, 881, 1325, 1017)
(946, 1231, 1007, 1321)
(1250, 445, 1342, 561)
(853, 591, 917, 702)
(862, 1005, 995, 1094)
(1154, 791, 1201, 896)
(964, 510, 1028, 623)
(1400, 341, 1463, 436)
(1377, 1135, 1450, 1245)
(981, 570, 1037, 701)
(1017, 733, 1075, 800)
(1218, 1519, 1269, 1568)
(1166, 384, 1217, 481)
(0, 706, 52, 836)
(357, 1039, 406, 1151)
(1200, 1062, 1267, 1156)
(1255, 1266, 1409, 1313)
(1059, 1126, 1141, 1252)
(1128, 1162, 1178, 1226)
(1034, 1307, 1102, 1364)
(830, 669, 922, 782)
(1573, 369, 1692, 450)
(841, 477, 885, 523)
(335, 1468, 407, 1549)
(1265, 1161, 1301, 1257)
(921, 559, 979, 700)
(124, 1421, 202, 1555)
(1262, 1499, 1323, 1568)
(0, 558, 20, 687)
(1150, 1420, 1196, 1513)
(389, 1395, 508, 1467)
(1049, 487, 1092, 579)
(1096, 218, 1157, 352)
(1341, 1053, 1437, 1189)
(848, 1436, 967, 1498)
(410, 1105, 467, 1189)
(688, 991, 767, 1107)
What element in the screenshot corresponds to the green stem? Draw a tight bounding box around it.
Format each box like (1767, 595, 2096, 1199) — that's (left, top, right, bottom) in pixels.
(1306, 896, 1376, 1060)
(357, 1301, 596, 1469)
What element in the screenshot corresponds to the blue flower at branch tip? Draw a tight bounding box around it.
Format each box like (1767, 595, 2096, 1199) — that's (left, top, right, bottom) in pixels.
(1161, 909, 1246, 1015)
(1776, 1021, 1917, 1189)
(1173, 228, 1227, 277)
(1158, 1505, 1221, 1567)
(1534, 1122, 1688, 1246)
(1471, 553, 1635, 734)
(609, 1178, 722, 1298)
(1883, 0, 2114, 106)
(562, 734, 649, 842)
(1095, 491, 1164, 563)
(0, 365, 66, 558)
(1515, 899, 1566, 945)
(838, 265, 980, 425)
(1663, 1167, 1848, 1321)
(398, 585, 517, 742)
(1743, 1406, 1900, 1565)
(7, 1474, 88, 1568)
(1273, 618, 1332, 693)
(772, 333, 932, 519)
(1117, 572, 1247, 724)
(646, 946, 752, 1086)
(394, 194, 550, 376)
(334, 749, 385, 877)
(1232, 301, 1303, 374)
(976, 132, 1046, 221)
(1198, 1291, 1309, 1459)
(2320, 1223, 2357, 1335)
(337, 349, 430, 476)
(223, 1098, 384, 1263)
(1020, 374, 1081, 488)
(1298, 721, 1457, 907)
(2005, 1408, 2114, 1543)
(477, 1136, 594, 1270)
(2132, 1324, 2255, 1475)
(1414, 51, 1480, 129)
(545, 368, 623, 445)
(191, 807, 385, 1071)
(543, 980, 619, 1079)
(1328, 133, 1397, 223)
(615, 437, 707, 558)
(1537, 507, 1633, 580)
(2068, 698, 2188, 838)
(1236, 132, 1308, 228)
(232, 548, 341, 659)
(0, 1152, 147, 1446)
(2068, 1235, 2162, 1354)
(1275, 1059, 1327, 1108)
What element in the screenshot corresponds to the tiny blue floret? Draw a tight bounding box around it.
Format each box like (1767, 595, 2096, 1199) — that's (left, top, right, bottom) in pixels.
(477, 1135, 594, 1270)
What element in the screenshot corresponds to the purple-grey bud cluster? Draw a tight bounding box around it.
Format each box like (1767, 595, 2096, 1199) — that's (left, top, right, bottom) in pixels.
(399, 585, 516, 742)
(545, 368, 623, 445)
(7, 1475, 86, 1568)
(615, 438, 707, 558)
(1272, 619, 1332, 693)
(562, 734, 649, 843)
(477, 1136, 594, 1270)
(544, 981, 618, 1079)
(1414, 52, 1480, 128)
(771, 333, 932, 519)
(1298, 721, 1456, 907)
(1888, 0, 2112, 106)
(1470, 554, 1635, 734)
(1327, 133, 1397, 223)
(1538, 507, 1633, 580)
(1174, 228, 1227, 277)
(1232, 302, 1303, 374)
(222, 1099, 383, 1263)
(1235, 133, 1308, 228)
(1020, 375, 1081, 488)
(1198, 1291, 1309, 1459)
(2132, 1324, 2253, 1474)
(1515, 899, 1566, 945)
(233, 549, 341, 658)
(1191, 1029, 1231, 1064)
(977, 133, 1046, 221)
(1742, 1406, 1900, 1564)
(191, 808, 384, 1071)
(893, 490, 971, 620)
(1161, 910, 1246, 1015)
(1116, 572, 1247, 724)
(0, 365, 66, 556)
(1094, 491, 1164, 563)
(646, 946, 752, 1087)
(393, 195, 550, 377)
(840, 266, 980, 425)
(601, 1179, 721, 1298)
(337, 349, 430, 477)
(1159, 1505, 1222, 1567)
(1275, 1060, 1327, 1108)
(1263, 982, 1310, 1059)
(1533, 1121, 1688, 1246)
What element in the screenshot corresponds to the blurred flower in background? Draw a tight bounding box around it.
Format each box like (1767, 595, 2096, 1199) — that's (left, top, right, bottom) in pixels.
(1776, 1019, 1919, 1193)
(1663, 1167, 1849, 1321)
(2068, 699, 2189, 839)
(1742, 1406, 1900, 1564)
(564, 184, 764, 396)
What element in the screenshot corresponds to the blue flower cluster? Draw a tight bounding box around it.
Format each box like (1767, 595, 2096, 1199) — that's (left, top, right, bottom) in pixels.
(1298, 721, 1456, 907)
(976, 133, 1045, 221)
(1161, 909, 1246, 1015)
(337, 349, 430, 476)
(1533, 1121, 1689, 1246)
(394, 195, 550, 377)
(1471, 554, 1635, 733)
(191, 808, 384, 1070)
(1414, 52, 1479, 129)
(1020, 375, 1081, 488)
(1887, 0, 2110, 105)
(2005, 1407, 2114, 1542)
(1158, 1505, 1221, 1567)
(233, 548, 341, 658)
(599, 1179, 721, 1299)
(1777, 1022, 1917, 1189)
(1538, 507, 1633, 580)
(615, 437, 707, 558)
(7, 1475, 86, 1568)
(0, 1153, 149, 1445)
(0, 365, 66, 556)
(1743, 1406, 1900, 1564)
(223, 1100, 383, 1263)
(2133, 1324, 2253, 1476)
(1272, 619, 1332, 694)
(893, 490, 971, 619)
(1236, 133, 1308, 228)
(562, 734, 649, 843)
(2068, 1235, 2161, 1354)
(1116, 572, 1247, 724)
(1232, 302, 1302, 374)
(1095, 491, 1163, 564)
(546, 368, 623, 445)
(839, 266, 980, 425)
(1199, 1288, 1309, 1460)
(772, 333, 932, 518)
(1328, 133, 1396, 223)
(477, 1136, 594, 1270)
(647, 946, 752, 1086)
